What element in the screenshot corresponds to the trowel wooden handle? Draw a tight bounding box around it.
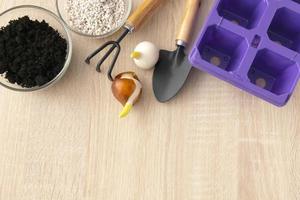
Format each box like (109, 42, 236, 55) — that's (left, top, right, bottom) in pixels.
(126, 0, 163, 31)
(176, 0, 201, 44)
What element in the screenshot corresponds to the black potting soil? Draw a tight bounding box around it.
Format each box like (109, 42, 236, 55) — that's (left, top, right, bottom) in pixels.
(0, 16, 67, 88)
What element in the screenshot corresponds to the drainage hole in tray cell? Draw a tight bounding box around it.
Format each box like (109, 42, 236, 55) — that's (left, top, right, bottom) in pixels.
(255, 78, 267, 88)
(210, 56, 221, 67)
(203, 46, 231, 69)
(248, 68, 276, 91)
(198, 25, 248, 72)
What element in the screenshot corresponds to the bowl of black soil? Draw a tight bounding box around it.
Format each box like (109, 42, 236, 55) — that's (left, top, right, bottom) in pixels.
(0, 5, 72, 91)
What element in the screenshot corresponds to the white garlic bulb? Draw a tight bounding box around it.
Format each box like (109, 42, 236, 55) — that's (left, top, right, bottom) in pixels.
(131, 41, 159, 70)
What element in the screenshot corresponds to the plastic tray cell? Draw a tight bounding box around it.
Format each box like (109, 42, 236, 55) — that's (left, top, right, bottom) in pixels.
(189, 0, 300, 106)
(198, 26, 248, 71)
(217, 0, 267, 29)
(247, 49, 299, 95)
(268, 8, 300, 53)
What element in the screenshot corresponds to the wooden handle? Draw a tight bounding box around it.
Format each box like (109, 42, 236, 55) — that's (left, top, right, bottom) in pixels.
(126, 0, 163, 31)
(176, 0, 201, 44)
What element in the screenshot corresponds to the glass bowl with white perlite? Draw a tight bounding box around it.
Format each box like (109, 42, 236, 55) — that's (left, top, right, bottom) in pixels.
(56, 0, 132, 38)
(57, 0, 163, 80)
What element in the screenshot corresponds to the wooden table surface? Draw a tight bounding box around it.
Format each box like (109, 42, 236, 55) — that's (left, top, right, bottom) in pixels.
(0, 0, 299, 199)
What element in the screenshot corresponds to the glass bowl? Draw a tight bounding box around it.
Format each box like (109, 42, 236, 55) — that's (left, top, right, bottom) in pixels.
(0, 5, 72, 92)
(56, 0, 132, 38)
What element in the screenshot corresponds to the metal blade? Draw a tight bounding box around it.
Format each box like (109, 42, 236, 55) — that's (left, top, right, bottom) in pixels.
(153, 46, 192, 102)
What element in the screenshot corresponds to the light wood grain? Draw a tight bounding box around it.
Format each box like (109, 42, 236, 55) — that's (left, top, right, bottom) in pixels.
(176, 0, 200, 44)
(126, 0, 163, 31)
(0, 0, 299, 200)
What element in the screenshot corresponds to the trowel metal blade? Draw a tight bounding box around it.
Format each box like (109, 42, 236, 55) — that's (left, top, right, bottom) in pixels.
(153, 46, 192, 102)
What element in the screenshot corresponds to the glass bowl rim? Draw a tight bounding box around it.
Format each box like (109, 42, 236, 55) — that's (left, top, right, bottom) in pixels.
(0, 5, 73, 92)
(55, 0, 132, 38)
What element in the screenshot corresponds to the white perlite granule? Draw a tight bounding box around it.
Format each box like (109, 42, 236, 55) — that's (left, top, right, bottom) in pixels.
(66, 0, 126, 35)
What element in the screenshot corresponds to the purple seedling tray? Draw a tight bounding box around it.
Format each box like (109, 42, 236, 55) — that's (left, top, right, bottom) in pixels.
(189, 0, 300, 106)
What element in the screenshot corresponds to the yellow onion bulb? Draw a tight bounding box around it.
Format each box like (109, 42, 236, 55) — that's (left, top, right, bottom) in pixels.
(111, 72, 142, 118)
